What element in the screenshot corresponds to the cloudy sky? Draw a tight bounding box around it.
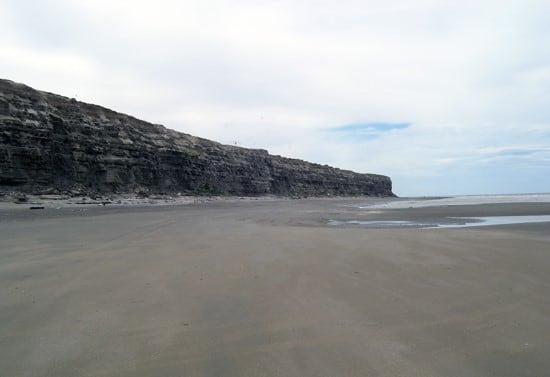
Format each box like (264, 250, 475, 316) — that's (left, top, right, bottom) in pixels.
(2, 0, 549, 196)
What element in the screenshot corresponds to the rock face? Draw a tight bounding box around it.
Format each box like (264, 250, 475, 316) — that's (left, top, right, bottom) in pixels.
(0, 79, 394, 197)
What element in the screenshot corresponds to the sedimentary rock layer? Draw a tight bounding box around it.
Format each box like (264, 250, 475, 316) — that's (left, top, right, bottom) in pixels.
(0, 79, 393, 197)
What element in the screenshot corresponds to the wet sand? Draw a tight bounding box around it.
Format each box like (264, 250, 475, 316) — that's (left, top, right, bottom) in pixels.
(1, 198, 549, 376)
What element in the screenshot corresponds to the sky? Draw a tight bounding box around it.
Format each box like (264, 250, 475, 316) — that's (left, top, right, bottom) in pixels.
(1, 0, 549, 196)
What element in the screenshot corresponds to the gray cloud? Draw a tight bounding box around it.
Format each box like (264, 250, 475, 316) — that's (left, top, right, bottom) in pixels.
(1, 0, 549, 195)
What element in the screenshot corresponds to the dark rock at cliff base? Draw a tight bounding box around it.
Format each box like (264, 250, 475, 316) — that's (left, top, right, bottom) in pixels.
(0, 79, 394, 197)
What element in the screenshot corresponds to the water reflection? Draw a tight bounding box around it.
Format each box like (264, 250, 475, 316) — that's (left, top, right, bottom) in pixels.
(329, 215, 550, 229)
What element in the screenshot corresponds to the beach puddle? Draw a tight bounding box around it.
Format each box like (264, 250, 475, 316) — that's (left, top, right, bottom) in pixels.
(328, 220, 434, 228)
(329, 215, 550, 229)
(434, 215, 550, 228)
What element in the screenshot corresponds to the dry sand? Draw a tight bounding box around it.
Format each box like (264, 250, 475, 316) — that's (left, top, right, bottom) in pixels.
(1, 198, 549, 376)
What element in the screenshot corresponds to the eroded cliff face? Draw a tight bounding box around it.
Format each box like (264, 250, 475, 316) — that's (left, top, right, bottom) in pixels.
(0, 79, 394, 197)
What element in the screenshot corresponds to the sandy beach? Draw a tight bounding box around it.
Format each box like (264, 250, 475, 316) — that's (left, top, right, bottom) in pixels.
(1, 197, 549, 376)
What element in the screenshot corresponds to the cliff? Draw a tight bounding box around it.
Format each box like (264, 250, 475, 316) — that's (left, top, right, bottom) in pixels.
(0, 79, 394, 197)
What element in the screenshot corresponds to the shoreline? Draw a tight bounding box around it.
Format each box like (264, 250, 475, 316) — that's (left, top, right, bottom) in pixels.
(2, 191, 548, 216)
(2, 194, 550, 231)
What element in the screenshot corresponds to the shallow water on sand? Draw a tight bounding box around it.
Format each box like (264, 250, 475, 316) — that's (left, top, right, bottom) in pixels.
(329, 215, 550, 229)
(359, 193, 550, 209)
(434, 215, 550, 228)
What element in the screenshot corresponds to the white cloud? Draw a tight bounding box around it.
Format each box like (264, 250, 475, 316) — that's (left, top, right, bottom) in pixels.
(0, 47, 95, 77)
